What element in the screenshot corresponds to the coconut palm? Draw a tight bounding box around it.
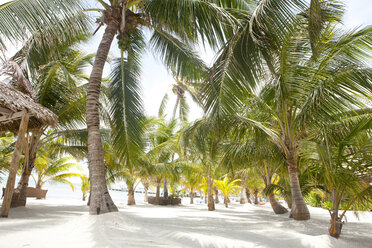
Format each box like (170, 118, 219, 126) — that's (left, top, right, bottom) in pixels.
(202, 2, 372, 220)
(0, 0, 88, 49)
(80, 175, 90, 201)
(180, 163, 202, 204)
(215, 177, 240, 208)
(6, 47, 92, 207)
(33, 153, 82, 196)
(301, 114, 372, 237)
(84, 0, 236, 214)
(182, 118, 227, 211)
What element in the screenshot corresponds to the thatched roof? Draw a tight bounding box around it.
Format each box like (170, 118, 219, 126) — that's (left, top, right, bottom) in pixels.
(0, 82, 58, 133)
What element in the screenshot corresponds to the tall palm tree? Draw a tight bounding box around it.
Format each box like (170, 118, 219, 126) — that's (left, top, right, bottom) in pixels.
(182, 118, 227, 211)
(85, 0, 235, 214)
(202, 2, 372, 220)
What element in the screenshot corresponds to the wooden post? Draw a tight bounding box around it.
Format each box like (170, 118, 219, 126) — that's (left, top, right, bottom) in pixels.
(1, 113, 29, 217)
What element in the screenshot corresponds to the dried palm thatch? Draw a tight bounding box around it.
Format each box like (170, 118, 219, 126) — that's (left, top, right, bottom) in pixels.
(0, 82, 57, 133)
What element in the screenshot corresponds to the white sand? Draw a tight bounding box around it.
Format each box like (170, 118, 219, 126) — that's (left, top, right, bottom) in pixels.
(0, 198, 371, 248)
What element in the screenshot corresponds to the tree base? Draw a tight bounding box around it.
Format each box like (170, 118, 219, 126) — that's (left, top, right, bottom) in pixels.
(89, 191, 118, 215)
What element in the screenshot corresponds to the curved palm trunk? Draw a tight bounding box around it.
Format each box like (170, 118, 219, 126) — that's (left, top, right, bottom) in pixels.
(207, 167, 215, 211)
(127, 187, 136, 205)
(268, 194, 288, 214)
(11, 168, 32, 207)
(86, 22, 118, 215)
(286, 150, 310, 220)
(82, 192, 87, 201)
(11, 134, 39, 207)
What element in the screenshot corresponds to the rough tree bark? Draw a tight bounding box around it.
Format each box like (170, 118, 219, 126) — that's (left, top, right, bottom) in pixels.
(286, 148, 310, 220)
(86, 21, 118, 215)
(163, 178, 168, 199)
(127, 187, 136, 205)
(329, 188, 342, 237)
(11, 134, 39, 208)
(240, 177, 248, 204)
(253, 189, 259, 205)
(155, 178, 161, 205)
(207, 166, 215, 211)
(190, 189, 194, 204)
(214, 186, 219, 204)
(268, 194, 288, 214)
(245, 188, 252, 204)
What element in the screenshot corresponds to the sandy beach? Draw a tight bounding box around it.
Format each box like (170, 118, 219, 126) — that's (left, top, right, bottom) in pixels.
(1, 196, 371, 248)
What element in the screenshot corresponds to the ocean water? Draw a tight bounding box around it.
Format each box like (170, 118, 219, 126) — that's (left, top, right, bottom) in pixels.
(0, 178, 197, 205)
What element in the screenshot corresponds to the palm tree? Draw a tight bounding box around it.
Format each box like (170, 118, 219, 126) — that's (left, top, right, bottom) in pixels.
(33, 153, 82, 198)
(180, 163, 202, 204)
(182, 118, 226, 211)
(301, 114, 372, 237)
(145, 118, 178, 204)
(0, 0, 88, 50)
(202, 2, 372, 220)
(215, 177, 240, 208)
(85, 0, 234, 214)
(80, 175, 90, 201)
(5, 46, 92, 207)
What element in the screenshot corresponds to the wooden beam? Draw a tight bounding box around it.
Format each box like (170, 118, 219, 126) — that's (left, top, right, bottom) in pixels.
(0, 107, 14, 115)
(1, 113, 29, 217)
(0, 111, 25, 123)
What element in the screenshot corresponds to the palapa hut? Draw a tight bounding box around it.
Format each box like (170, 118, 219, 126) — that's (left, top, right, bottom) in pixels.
(0, 82, 57, 217)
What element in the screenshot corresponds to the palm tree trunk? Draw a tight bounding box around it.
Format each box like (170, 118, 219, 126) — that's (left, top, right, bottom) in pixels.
(82, 192, 86, 201)
(245, 188, 252, 204)
(86, 22, 118, 215)
(163, 178, 168, 199)
(143, 182, 149, 202)
(214, 186, 220, 203)
(240, 178, 248, 204)
(268, 194, 288, 214)
(207, 166, 215, 211)
(224, 196, 228, 208)
(127, 187, 136, 205)
(329, 188, 342, 237)
(155, 178, 161, 205)
(286, 149, 310, 220)
(190, 190, 194, 204)
(11, 134, 39, 207)
(254, 189, 259, 205)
